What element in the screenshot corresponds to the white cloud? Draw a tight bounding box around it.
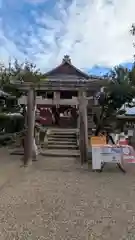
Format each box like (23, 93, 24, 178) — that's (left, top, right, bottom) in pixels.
(0, 19, 25, 65)
(28, 0, 135, 70)
(0, 0, 135, 71)
(25, 0, 48, 4)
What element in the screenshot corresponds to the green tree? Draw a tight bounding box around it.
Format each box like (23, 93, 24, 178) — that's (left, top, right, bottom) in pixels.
(9, 60, 42, 166)
(0, 59, 42, 166)
(94, 23, 135, 136)
(94, 66, 134, 135)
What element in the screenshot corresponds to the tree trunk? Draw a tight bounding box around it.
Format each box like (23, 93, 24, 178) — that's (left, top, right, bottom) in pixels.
(23, 88, 35, 166)
(95, 106, 105, 136)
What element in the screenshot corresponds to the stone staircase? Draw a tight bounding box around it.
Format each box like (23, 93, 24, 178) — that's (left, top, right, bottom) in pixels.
(41, 128, 80, 158)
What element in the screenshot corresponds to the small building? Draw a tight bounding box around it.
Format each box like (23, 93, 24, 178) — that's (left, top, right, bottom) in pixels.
(117, 114, 135, 131)
(18, 55, 107, 130)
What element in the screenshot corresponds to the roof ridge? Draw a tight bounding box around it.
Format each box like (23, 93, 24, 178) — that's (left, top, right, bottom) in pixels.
(44, 56, 89, 79)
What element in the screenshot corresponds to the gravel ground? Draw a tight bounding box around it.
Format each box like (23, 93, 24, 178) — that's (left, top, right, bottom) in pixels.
(0, 151, 135, 239)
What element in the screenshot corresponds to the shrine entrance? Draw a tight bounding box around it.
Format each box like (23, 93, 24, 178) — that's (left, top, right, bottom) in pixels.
(36, 104, 78, 128)
(52, 105, 78, 128)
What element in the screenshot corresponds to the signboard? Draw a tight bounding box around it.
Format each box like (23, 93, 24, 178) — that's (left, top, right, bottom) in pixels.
(101, 153, 121, 163)
(92, 145, 122, 170)
(122, 145, 135, 163)
(101, 146, 122, 163)
(90, 136, 106, 146)
(101, 146, 122, 154)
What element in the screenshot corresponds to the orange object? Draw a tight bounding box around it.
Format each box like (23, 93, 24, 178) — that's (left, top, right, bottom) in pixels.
(90, 136, 107, 146)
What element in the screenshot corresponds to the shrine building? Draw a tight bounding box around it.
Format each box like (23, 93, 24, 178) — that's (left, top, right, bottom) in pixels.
(18, 55, 107, 132)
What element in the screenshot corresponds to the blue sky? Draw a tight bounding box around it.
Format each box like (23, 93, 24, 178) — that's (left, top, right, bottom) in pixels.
(0, 0, 135, 76)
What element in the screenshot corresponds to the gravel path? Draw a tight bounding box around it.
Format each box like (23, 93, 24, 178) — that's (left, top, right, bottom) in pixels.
(0, 152, 135, 239)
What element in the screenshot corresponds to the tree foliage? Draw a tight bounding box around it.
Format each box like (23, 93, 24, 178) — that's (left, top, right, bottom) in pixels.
(0, 59, 43, 98)
(94, 66, 135, 135)
(93, 24, 135, 135)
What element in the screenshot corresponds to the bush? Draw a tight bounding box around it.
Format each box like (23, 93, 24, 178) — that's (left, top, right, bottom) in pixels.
(0, 113, 24, 133)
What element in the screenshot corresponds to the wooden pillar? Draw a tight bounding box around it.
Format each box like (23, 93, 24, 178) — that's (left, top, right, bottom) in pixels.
(78, 90, 88, 164)
(24, 88, 35, 166)
(53, 91, 60, 106)
(77, 110, 80, 129)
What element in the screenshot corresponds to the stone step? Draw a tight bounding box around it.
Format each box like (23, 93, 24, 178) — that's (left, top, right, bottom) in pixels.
(40, 149, 80, 157)
(48, 140, 77, 145)
(88, 126, 95, 129)
(48, 134, 76, 139)
(87, 118, 93, 121)
(49, 129, 76, 133)
(88, 123, 95, 126)
(88, 119, 94, 122)
(48, 137, 76, 142)
(87, 113, 93, 115)
(46, 128, 78, 152)
(49, 132, 76, 136)
(47, 144, 78, 149)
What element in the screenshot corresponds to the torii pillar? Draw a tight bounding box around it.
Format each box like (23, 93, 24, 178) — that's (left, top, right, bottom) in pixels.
(24, 87, 35, 166)
(78, 89, 88, 164)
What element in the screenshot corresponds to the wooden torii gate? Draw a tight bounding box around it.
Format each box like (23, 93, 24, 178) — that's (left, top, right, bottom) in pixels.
(13, 79, 106, 166)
